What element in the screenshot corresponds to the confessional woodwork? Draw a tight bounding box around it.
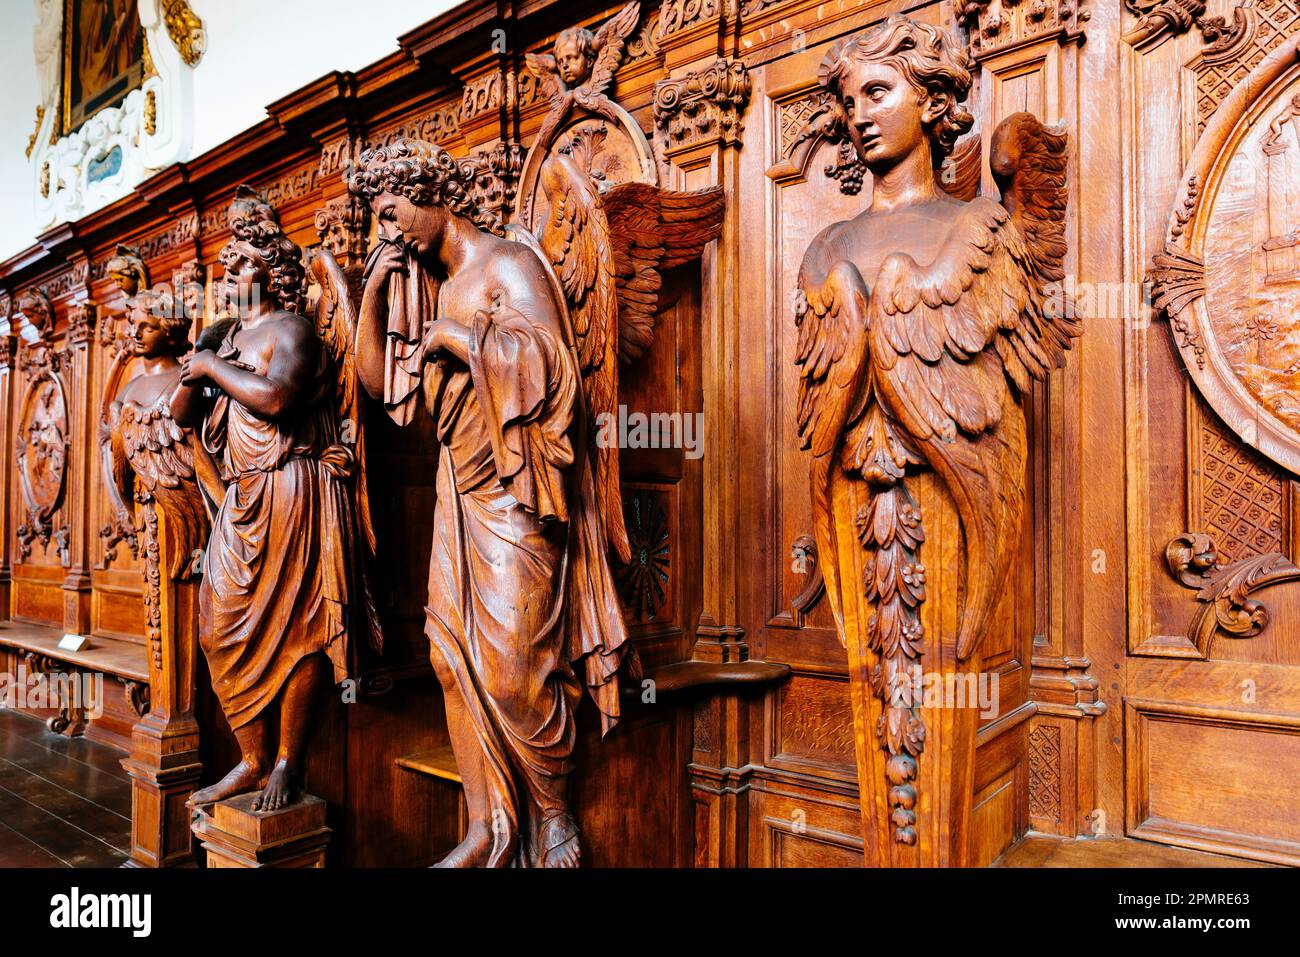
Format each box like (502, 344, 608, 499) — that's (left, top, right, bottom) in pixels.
(0, 0, 1296, 867)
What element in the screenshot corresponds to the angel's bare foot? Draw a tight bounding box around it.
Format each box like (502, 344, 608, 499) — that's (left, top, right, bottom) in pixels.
(540, 814, 580, 868)
(187, 760, 265, 808)
(433, 824, 495, 868)
(251, 759, 298, 812)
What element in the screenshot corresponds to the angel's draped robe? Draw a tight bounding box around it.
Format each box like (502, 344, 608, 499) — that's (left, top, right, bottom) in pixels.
(383, 254, 628, 865)
(198, 319, 357, 730)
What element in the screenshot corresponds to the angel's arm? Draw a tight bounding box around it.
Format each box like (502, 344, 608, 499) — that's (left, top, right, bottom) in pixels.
(186, 319, 320, 420)
(169, 378, 211, 430)
(356, 240, 407, 401)
(102, 401, 135, 511)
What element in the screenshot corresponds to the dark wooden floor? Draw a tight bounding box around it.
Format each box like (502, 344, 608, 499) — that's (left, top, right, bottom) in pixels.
(0, 708, 130, 867)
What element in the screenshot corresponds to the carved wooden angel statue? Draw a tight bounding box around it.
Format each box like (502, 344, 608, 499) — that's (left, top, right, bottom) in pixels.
(172, 186, 379, 813)
(103, 282, 219, 579)
(348, 138, 644, 867)
(525, 1, 640, 155)
(792, 16, 1079, 861)
(535, 124, 724, 560)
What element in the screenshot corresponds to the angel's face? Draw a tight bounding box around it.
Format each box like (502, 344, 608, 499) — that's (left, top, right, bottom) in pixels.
(372, 190, 447, 262)
(555, 35, 592, 87)
(129, 307, 167, 359)
(219, 241, 271, 317)
(839, 60, 941, 173)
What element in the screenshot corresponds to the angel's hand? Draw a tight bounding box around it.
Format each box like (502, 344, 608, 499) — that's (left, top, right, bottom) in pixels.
(365, 239, 407, 292)
(180, 349, 216, 385)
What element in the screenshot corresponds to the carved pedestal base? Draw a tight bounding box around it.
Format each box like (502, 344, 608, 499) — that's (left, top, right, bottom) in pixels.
(192, 793, 330, 868)
(121, 713, 202, 868)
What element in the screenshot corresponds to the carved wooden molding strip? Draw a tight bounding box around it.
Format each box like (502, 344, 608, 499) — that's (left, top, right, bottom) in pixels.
(959, 0, 1090, 62)
(1166, 531, 1300, 654)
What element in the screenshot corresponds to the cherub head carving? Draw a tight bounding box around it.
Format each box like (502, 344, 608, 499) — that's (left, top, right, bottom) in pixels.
(555, 26, 597, 88)
(347, 138, 501, 252)
(819, 15, 974, 172)
(106, 245, 149, 298)
(219, 185, 305, 315)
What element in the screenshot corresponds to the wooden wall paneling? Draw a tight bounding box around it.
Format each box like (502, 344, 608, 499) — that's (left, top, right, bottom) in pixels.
(1129, 3, 1300, 862)
(0, 317, 14, 617)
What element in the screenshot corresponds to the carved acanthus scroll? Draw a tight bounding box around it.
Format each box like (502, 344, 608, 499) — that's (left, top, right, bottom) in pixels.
(1166, 532, 1300, 654)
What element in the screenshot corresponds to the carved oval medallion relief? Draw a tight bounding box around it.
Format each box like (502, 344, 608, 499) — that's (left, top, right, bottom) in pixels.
(16, 370, 69, 522)
(1151, 33, 1300, 474)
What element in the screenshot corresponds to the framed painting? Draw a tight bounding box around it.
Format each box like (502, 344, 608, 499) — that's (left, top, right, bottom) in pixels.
(60, 0, 145, 136)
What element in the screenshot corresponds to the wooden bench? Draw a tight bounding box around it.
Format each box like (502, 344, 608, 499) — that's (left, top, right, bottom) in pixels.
(0, 620, 149, 741)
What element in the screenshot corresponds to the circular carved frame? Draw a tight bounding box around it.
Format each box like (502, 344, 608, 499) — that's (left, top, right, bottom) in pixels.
(513, 102, 656, 232)
(1153, 33, 1300, 475)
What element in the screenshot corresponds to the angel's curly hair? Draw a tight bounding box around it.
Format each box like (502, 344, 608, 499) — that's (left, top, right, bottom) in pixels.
(346, 138, 498, 234)
(221, 186, 305, 314)
(820, 15, 974, 160)
(556, 25, 597, 61)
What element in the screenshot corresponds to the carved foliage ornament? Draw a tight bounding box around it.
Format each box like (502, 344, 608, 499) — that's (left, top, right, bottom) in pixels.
(653, 58, 752, 153)
(1147, 33, 1300, 475)
(1166, 532, 1300, 653)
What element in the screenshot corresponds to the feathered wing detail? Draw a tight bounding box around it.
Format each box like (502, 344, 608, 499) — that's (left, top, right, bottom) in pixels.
(793, 259, 874, 643)
(538, 153, 626, 561)
(939, 134, 982, 203)
(602, 182, 725, 363)
(869, 190, 1077, 662)
(525, 52, 564, 100)
(117, 402, 210, 580)
(990, 112, 1081, 395)
(538, 153, 725, 564)
(310, 249, 383, 653)
(587, 1, 641, 96)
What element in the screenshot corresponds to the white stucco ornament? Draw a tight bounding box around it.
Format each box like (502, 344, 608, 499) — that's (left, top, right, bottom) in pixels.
(29, 0, 203, 231)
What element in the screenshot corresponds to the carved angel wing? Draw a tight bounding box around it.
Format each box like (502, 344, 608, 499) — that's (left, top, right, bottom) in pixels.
(990, 112, 1081, 392)
(116, 402, 211, 579)
(538, 153, 626, 560)
(538, 152, 724, 564)
(793, 260, 875, 640)
(866, 120, 1076, 661)
(602, 182, 725, 362)
(526, 52, 565, 99)
(309, 249, 383, 650)
(587, 1, 640, 96)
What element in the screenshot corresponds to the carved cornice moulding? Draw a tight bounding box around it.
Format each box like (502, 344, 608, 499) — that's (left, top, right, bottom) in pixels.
(959, 0, 1090, 62)
(1147, 31, 1300, 475)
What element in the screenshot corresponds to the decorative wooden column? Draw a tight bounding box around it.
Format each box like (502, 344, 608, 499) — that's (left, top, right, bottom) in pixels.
(60, 287, 95, 635)
(653, 42, 758, 866)
(121, 499, 203, 867)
